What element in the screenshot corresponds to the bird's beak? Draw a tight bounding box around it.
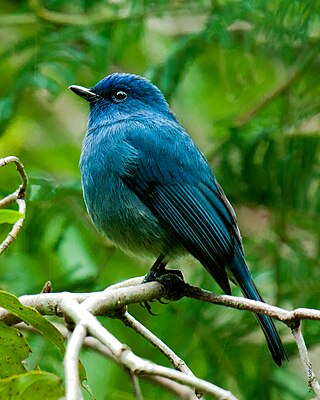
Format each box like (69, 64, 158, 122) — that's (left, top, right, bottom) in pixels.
(68, 85, 100, 102)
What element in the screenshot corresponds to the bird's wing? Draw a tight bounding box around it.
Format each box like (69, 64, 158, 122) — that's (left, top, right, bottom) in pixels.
(119, 121, 242, 294)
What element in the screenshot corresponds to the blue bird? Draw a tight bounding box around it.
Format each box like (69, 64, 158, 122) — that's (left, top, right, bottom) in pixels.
(69, 73, 286, 366)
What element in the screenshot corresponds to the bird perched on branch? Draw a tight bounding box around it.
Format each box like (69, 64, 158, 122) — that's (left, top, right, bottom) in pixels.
(69, 73, 286, 366)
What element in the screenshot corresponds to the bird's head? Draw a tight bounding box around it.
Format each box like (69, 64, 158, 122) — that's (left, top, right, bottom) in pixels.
(69, 73, 172, 125)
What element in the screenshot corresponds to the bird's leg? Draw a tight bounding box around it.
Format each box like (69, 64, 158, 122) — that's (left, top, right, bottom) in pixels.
(142, 254, 167, 283)
(142, 254, 185, 303)
(143, 254, 184, 283)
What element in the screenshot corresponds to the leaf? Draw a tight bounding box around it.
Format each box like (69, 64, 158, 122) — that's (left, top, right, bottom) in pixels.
(0, 291, 65, 354)
(0, 371, 64, 400)
(0, 322, 30, 379)
(0, 210, 24, 225)
(0, 291, 87, 383)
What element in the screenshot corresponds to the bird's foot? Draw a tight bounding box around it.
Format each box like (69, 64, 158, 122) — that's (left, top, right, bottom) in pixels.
(140, 256, 186, 314)
(143, 267, 184, 284)
(143, 267, 186, 302)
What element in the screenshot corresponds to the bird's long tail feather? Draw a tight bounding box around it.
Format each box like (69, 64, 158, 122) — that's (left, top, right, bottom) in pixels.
(230, 252, 287, 366)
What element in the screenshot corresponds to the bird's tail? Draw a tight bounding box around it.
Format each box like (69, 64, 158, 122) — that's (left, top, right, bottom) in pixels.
(230, 251, 287, 366)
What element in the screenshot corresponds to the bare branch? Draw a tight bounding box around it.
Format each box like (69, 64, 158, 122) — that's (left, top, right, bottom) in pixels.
(184, 284, 320, 324)
(121, 311, 195, 376)
(83, 334, 198, 399)
(2, 280, 320, 325)
(120, 350, 237, 400)
(59, 294, 237, 400)
(17, 321, 204, 399)
(291, 322, 320, 399)
(144, 375, 199, 400)
(0, 292, 94, 325)
(0, 156, 28, 255)
(64, 323, 87, 400)
(83, 281, 166, 315)
(121, 311, 201, 399)
(2, 279, 320, 327)
(3, 278, 320, 398)
(129, 372, 143, 400)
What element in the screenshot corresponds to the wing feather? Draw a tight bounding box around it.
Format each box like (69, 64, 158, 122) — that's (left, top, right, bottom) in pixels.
(120, 122, 242, 294)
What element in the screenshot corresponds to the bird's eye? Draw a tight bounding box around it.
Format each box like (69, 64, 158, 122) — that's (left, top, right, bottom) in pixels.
(112, 90, 128, 102)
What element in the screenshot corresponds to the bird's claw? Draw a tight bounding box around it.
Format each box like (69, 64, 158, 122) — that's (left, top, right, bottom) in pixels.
(143, 268, 186, 302)
(143, 267, 184, 283)
(158, 298, 170, 305)
(140, 301, 158, 316)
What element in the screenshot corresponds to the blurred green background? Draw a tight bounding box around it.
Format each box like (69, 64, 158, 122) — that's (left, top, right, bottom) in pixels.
(0, 1, 319, 399)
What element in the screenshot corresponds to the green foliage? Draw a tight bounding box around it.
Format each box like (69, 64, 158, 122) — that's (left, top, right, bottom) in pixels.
(0, 322, 30, 378)
(0, 371, 64, 400)
(0, 0, 319, 399)
(0, 314, 64, 399)
(0, 210, 24, 225)
(0, 290, 65, 354)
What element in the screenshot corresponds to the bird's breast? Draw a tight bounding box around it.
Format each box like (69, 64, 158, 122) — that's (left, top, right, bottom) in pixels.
(80, 152, 180, 258)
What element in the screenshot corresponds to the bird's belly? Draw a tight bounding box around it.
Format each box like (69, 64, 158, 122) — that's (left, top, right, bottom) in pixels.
(84, 180, 182, 258)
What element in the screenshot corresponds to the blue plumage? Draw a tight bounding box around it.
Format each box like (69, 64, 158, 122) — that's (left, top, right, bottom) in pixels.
(69, 73, 286, 366)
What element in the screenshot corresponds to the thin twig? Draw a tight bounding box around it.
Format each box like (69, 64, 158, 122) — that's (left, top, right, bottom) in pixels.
(59, 295, 237, 400)
(64, 323, 87, 400)
(184, 284, 320, 324)
(82, 335, 199, 399)
(121, 350, 237, 400)
(121, 311, 195, 376)
(291, 322, 320, 399)
(9, 279, 320, 398)
(0, 156, 28, 205)
(16, 321, 199, 399)
(144, 375, 199, 400)
(60, 295, 126, 357)
(129, 372, 144, 400)
(0, 156, 28, 255)
(121, 311, 201, 399)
